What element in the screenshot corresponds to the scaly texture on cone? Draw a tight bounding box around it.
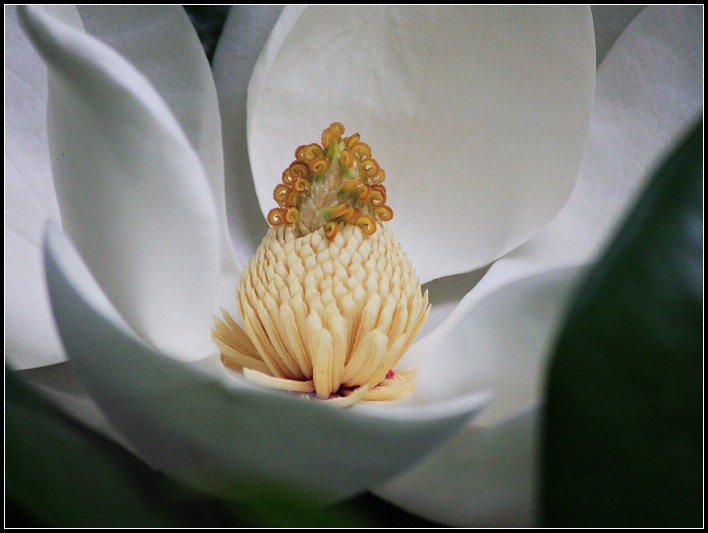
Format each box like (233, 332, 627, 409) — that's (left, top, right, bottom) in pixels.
(213, 123, 429, 405)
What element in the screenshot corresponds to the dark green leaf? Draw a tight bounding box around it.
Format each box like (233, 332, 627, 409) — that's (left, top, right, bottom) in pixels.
(540, 121, 703, 527)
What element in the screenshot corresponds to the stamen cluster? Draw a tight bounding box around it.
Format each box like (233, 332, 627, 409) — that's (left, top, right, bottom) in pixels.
(267, 122, 393, 239)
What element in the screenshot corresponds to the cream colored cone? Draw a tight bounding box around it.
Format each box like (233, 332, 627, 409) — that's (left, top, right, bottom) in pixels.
(213, 222, 429, 405)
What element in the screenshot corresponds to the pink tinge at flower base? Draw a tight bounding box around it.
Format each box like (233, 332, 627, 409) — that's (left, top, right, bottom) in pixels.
(213, 123, 429, 404)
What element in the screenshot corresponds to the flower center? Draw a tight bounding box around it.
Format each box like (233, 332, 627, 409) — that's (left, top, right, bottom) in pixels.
(213, 123, 429, 406)
(267, 122, 393, 240)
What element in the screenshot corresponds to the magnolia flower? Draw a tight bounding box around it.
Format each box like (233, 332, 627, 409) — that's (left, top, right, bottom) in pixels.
(6, 5, 701, 526)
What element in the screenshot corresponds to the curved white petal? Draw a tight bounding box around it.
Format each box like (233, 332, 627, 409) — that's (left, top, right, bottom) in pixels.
(374, 267, 582, 526)
(375, 5, 703, 525)
(376, 408, 541, 527)
(390, 5, 651, 343)
(17, 5, 221, 361)
(76, 6, 239, 277)
(44, 223, 490, 502)
(212, 6, 284, 267)
(465, 3, 704, 301)
(247, 6, 595, 284)
(5, 6, 65, 369)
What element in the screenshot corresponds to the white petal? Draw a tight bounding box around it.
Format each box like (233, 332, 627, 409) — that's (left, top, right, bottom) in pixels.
(18, 5, 221, 360)
(464, 4, 704, 300)
(375, 266, 581, 526)
(76, 6, 239, 276)
(44, 223, 490, 502)
(212, 6, 284, 266)
(374, 5, 649, 340)
(247, 6, 595, 283)
(5, 5, 65, 369)
(414, 267, 582, 427)
(375, 409, 541, 527)
(376, 5, 703, 525)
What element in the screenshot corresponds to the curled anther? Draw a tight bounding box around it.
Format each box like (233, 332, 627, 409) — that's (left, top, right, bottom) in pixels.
(341, 178, 364, 191)
(344, 207, 361, 225)
(293, 177, 310, 194)
(357, 184, 372, 201)
(360, 158, 380, 179)
(309, 156, 328, 174)
(355, 214, 376, 235)
(273, 183, 290, 205)
(281, 169, 295, 185)
(370, 168, 386, 185)
(288, 161, 310, 180)
(284, 207, 299, 225)
(374, 205, 393, 221)
(350, 141, 371, 159)
(296, 143, 324, 163)
(370, 184, 387, 205)
(325, 221, 339, 239)
(322, 122, 345, 147)
(330, 203, 352, 220)
(339, 149, 354, 168)
(284, 189, 300, 208)
(267, 207, 284, 226)
(369, 189, 385, 207)
(269, 123, 392, 238)
(345, 133, 361, 149)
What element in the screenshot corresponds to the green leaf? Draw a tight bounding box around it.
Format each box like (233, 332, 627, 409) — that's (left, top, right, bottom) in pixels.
(540, 121, 703, 527)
